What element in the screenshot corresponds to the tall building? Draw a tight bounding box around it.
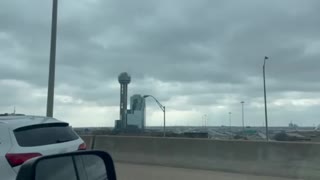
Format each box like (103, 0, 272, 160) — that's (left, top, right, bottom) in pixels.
(118, 72, 131, 128)
(127, 94, 146, 129)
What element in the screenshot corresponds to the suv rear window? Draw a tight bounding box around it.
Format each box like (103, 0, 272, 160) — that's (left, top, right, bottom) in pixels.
(14, 123, 79, 147)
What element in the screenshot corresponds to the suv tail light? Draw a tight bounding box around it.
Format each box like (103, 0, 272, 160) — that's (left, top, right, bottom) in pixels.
(5, 153, 42, 167)
(78, 143, 87, 150)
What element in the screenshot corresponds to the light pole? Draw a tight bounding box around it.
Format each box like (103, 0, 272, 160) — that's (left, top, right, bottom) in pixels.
(46, 0, 58, 117)
(202, 114, 207, 130)
(263, 56, 269, 141)
(205, 114, 207, 129)
(229, 112, 232, 133)
(241, 101, 245, 131)
(143, 95, 166, 137)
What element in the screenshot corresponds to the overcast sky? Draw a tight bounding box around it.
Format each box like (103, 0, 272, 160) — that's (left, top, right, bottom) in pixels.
(1, 0, 320, 127)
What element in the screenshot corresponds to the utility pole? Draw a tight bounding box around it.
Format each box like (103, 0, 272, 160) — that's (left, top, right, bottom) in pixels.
(229, 112, 232, 133)
(163, 106, 166, 137)
(263, 56, 269, 141)
(46, 0, 58, 117)
(241, 101, 245, 131)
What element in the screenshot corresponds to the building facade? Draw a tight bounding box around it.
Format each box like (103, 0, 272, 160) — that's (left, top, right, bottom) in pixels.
(127, 94, 146, 129)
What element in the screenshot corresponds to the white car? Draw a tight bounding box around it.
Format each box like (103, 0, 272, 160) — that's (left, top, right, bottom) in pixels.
(0, 114, 86, 180)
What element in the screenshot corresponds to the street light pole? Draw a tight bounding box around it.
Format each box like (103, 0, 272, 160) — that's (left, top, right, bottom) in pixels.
(143, 95, 166, 137)
(263, 56, 269, 141)
(202, 114, 207, 130)
(229, 112, 232, 133)
(205, 114, 207, 129)
(241, 101, 245, 131)
(163, 106, 166, 137)
(46, 0, 58, 117)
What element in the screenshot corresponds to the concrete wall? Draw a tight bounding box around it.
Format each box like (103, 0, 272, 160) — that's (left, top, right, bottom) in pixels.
(81, 135, 320, 179)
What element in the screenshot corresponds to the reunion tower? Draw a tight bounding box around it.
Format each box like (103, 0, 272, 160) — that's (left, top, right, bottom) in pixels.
(118, 72, 131, 128)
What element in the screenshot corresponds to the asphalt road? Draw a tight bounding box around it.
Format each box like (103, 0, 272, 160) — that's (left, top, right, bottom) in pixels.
(115, 162, 299, 180)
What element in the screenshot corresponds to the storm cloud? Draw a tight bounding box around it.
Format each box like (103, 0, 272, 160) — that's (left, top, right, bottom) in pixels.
(1, 0, 320, 127)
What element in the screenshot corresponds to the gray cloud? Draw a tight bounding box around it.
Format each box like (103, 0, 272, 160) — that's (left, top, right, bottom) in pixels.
(1, 0, 320, 126)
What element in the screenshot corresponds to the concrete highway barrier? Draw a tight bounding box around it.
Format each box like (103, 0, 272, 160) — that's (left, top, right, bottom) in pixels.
(81, 135, 320, 179)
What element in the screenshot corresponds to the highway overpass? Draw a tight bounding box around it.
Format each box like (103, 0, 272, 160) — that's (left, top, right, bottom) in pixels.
(82, 135, 320, 179)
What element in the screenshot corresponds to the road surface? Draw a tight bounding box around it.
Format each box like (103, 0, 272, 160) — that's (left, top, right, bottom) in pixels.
(115, 162, 299, 180)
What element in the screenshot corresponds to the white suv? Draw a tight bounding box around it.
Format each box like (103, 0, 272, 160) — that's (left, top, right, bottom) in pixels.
(0, 114, 86, 180)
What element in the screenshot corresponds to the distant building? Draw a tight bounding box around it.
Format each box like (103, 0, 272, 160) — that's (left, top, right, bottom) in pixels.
(289, 122, 298, 129)
(127, 94, 146, 129)
(114, 72, 145, 131)
(118, 72, 131, 129)
(114, 119, 122, 129)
